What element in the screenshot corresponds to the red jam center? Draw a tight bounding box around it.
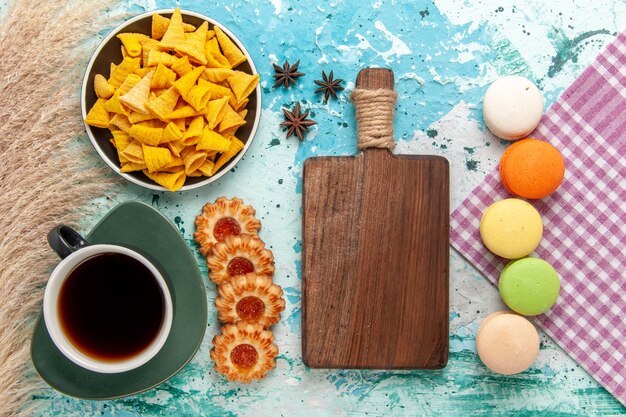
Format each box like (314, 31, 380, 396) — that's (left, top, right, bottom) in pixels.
(213, 217, 241, 242)
(227, 257, 255, 277)
(230, 343, 258, 369)
(236, 296, 265, 321)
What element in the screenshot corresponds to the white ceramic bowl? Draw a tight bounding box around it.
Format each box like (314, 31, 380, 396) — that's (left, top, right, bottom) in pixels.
(81, 9, 261, 191)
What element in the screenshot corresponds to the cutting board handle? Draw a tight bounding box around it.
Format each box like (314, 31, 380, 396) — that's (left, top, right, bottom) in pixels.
(350, 68, 398, 151)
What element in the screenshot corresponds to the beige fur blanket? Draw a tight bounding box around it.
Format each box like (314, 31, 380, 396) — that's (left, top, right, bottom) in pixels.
(0, 1, 121, 415)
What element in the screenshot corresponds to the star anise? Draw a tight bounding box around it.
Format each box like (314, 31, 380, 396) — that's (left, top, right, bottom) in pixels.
(280, 102, 316, 141)
(314, 70, 344, 102)
(273, 60, 304, 88)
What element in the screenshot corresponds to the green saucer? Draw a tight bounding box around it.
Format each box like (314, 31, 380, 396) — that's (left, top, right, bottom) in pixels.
(31, 201, 208, 399)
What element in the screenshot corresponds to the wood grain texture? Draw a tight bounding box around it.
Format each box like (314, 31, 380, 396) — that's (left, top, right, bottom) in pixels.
(302, 68, 450, 369)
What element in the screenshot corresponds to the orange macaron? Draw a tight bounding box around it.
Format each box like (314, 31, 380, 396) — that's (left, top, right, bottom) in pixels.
(500, 138, 565, 199)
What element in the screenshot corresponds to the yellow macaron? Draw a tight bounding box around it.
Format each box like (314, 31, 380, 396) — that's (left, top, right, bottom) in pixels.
(480, 198, 543, 259)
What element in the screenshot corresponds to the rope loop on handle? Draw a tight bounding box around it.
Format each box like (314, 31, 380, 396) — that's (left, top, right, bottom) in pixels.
(350, 89, 398, 150)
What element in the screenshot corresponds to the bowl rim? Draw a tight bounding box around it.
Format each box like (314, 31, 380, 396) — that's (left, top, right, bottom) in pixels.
(81, 8, 262, 192)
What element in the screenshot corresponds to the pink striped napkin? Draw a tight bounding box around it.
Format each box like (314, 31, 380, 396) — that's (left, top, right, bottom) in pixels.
(450, 31, 626, 406)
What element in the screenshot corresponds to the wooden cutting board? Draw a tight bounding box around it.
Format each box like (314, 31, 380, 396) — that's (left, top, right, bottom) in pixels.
(302, 68, 449, 369)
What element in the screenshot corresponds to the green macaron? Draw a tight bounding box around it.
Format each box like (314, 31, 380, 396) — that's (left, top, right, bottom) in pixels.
(499, 257, 560, 316)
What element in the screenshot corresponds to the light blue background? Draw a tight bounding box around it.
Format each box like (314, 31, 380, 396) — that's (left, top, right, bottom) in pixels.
(34, 0, 626, 415)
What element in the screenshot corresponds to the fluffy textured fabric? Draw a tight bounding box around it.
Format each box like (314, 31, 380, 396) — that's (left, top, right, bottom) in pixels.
(0, 1, 120, 415)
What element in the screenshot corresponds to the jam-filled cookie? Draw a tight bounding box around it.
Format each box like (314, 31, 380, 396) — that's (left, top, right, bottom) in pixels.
(194, 197, 261, 257)
(207, 234, 275, 284)
(215, 273, 285, 327)
(210, 322, 278, 383)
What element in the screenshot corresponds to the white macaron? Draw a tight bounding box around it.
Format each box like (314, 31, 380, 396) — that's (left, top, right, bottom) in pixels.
(483, 76, 544, 141)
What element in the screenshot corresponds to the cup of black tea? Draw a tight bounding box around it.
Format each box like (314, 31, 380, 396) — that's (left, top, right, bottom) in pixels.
(43, 225, 173, 373)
